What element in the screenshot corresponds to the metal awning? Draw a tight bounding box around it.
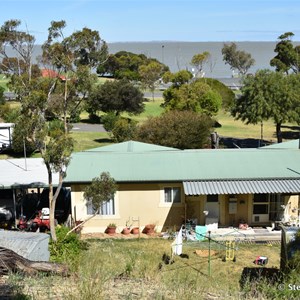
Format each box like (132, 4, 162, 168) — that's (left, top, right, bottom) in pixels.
(183, 179, 300, 195)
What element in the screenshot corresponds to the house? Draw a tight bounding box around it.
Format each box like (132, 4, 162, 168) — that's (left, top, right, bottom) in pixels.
(64, 140, 300, 234)
(40, 69, 66, 81)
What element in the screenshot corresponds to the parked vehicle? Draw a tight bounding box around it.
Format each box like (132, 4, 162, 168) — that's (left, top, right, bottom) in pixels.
(17, 208, 50, 232)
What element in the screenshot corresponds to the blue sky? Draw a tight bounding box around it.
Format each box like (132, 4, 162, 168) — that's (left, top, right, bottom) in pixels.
(1, 0, 300, 44)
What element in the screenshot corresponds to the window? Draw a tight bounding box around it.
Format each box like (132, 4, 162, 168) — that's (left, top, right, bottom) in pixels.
(207, 195, 218, 202)
(253, 194, 269, 215)
(253, 194, 268, 203)
(164, 187, 181, 203)
(253, 204, 269, 214)
(87, 198, 115, 215)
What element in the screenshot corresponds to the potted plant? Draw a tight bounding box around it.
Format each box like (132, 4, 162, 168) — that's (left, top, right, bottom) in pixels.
(142, 224, 156, 235)
(122, 220, 132, 235)
(105, 223, 117, 235)
(131, 227, 139, 234)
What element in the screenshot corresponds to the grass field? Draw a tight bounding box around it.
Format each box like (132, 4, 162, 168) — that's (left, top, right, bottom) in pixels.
(8, 238, 282, 299)
(1, 94, 299, 157)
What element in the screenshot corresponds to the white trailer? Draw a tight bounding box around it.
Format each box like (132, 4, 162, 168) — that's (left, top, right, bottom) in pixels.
(0, 123, 14, 150)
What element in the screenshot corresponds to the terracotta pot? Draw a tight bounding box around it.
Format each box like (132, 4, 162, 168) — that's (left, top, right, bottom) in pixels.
(131, 227, 139, 234)
(142, 224, 155, 235)
(122, 227, 131, 235)
(105, 226, 116, 235)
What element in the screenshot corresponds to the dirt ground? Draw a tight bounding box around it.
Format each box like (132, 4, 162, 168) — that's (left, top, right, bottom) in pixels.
(80, 231, 161, 240)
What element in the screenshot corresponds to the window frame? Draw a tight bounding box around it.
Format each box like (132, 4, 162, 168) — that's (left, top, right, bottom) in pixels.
(160, 185, 183, 207)
(86, 197, 116, 217)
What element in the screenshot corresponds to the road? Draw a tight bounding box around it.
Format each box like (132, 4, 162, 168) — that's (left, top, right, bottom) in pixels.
(71, 123, 106, 132)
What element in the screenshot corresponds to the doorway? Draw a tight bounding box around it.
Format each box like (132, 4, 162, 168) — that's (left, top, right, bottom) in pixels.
(205, 195, 219, 226)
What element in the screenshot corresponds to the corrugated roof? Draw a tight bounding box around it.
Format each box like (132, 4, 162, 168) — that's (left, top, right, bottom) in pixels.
(183, 179, 300, 195)
(0, 158, 59, 189)
(261, 139, 300, 149)
(65, 142, 300, 184)
(85, 140, 178, 152)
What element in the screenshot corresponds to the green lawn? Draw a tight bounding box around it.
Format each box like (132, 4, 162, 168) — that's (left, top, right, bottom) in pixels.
(71, 131, 112, 152)
(1, 92, 299, 157)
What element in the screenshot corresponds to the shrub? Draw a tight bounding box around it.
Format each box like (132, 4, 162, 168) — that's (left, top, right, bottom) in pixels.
(49, 225, 88, 268)
(101, 112, 119, 132)
(111, 117, 137, 142)
(136, 110, 214, 149)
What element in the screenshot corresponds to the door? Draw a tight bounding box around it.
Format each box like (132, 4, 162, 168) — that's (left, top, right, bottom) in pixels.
(205, 195, 219, 227)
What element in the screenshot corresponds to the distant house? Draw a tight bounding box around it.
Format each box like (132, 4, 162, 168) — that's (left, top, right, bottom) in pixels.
(40, 69, 66, 81)
(64, 140, 300, 234)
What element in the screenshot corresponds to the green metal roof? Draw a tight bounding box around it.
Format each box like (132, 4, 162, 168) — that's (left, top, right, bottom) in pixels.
(261, 139, 300, 149)
(65, 141, 300, 183)
(85, 140, 178, 152)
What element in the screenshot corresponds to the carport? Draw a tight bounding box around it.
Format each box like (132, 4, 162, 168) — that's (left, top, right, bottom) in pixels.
(0, 158, 59, 227)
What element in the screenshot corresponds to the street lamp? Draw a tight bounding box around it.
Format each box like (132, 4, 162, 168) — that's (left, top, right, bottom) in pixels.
(162, 45, 164, 64)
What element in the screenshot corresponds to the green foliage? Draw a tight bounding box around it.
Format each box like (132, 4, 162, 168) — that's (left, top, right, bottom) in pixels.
(101, 112, 119, 132)
(286, 229, 300, 273)
(139, 61, 163, 100)
(222, 42, 255, 75)
(232, 69, 300, 142)
(84, 172, 117, 213)
(0, 102, 20, 122)
(87, 79, 145, 116)
(49, 225, 87, 265)
(0, 85, 4, 105)
(163, 78, 222, 116)
(162, 70, 193, 87)
(190, 51, 210, 77)
(270, 32, 300, 74)
(136, 110, 214, 149)
(111, 117, 137, 142)
(97, 51, 169, 81)
(197, 78, 235, 110)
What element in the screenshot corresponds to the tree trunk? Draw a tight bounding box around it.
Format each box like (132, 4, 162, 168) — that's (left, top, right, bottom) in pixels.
(0, 247, 68, 276)
(46, 162, 56, 242)
(66, 210, 99, 236)
(276, 122, 283, 143)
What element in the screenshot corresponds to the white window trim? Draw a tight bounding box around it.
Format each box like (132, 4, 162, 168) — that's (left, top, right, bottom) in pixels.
(159, 185, 184, 207)
(85, 191, 120, 220)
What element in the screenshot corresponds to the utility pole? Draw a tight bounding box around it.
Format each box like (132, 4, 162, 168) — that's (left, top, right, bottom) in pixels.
(208, 230, 211, 276)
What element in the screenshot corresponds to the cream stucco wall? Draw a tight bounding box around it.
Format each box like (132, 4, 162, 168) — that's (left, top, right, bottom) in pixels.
(71, 182, 185, 234)
(70, 183, 300, 233)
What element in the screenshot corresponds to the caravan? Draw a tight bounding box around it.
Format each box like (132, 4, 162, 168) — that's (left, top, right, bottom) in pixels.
(0, 123, 14, 150)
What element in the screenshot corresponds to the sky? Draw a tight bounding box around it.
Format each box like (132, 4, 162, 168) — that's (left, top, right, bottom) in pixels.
(1, 0, 300, 44)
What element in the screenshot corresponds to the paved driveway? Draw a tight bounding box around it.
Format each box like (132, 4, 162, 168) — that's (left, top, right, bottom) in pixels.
(71, 123, 106, 132)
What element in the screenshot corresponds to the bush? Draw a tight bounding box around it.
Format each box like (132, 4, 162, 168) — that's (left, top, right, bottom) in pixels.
(0, 103, 20, 122)
(112, 118, 137, 142)
(136, 110, 214, 149)
(101, 112, 119, 132)
(49, 225, 88, 268)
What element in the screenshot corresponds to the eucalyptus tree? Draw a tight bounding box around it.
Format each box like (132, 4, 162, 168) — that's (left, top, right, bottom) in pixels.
(270, 32, 300, 74)
(139, 61, 163, 101)
(0, 19, 38, 99)
(232, 69, 300, 143)
(222, 42, 255, 76)
(0, 19, 108, 241)
(190, 51, 210, 77)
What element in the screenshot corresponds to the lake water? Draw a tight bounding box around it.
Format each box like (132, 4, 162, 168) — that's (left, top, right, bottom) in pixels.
(12, 41, 300, 79)
(108, 41, 300, 78)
